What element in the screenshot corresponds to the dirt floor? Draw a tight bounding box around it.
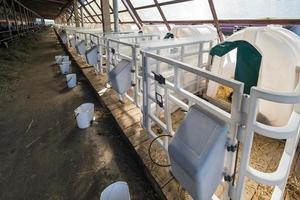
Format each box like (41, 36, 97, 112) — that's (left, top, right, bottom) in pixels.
(0, 29, 160, 200)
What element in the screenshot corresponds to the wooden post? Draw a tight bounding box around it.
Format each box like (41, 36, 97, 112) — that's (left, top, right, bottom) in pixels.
(80, 6, 84, 27)
(100, 0, 111, 33)
(73, 0, 80, 27)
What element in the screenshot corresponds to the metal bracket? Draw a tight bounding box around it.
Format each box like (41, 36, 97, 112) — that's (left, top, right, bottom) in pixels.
(155, 92, 163, 108)
(152, 71, 165, 85)
(111, 48, 115, 54)
(224, 174, 233, 182)
(226, 144, 237, 152)
(226, 138, 238, 152)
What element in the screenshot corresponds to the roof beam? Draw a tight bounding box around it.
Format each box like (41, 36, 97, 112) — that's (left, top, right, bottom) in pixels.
(141, 19, 300, 25)
(208, 0, 224, 41)
(78, 0, 98, 23)
(153, 0, 170, 31)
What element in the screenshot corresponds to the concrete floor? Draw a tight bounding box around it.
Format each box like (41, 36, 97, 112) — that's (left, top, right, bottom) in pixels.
(0, 29, 160, 200)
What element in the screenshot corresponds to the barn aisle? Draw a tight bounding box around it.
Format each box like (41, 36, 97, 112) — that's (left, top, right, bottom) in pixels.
(0, 29, 159, 200)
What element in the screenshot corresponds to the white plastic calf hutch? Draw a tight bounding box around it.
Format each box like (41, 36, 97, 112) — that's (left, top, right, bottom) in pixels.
(142, 24, 171, 38)
(141, 27, 300, 200)
(171, 25, 219, 40)
(207, 26, 300, 127)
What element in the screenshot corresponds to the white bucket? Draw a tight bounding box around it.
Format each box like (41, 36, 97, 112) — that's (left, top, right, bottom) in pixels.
(100, 181, 131, 200)
(59, 61, 71, 75)
(74, 103, 94, 129)
(55, 55, 69, 64)
(66, 73, 77, 88)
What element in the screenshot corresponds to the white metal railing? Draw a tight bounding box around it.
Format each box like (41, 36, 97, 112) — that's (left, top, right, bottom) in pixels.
(141, 50, 300, 200)
(61, 28, 138, 74)
(107, 37, 215, 108)
(234, 81, 300, 200)
(106, 34, 161, 104)
(141, 50, 244, 200)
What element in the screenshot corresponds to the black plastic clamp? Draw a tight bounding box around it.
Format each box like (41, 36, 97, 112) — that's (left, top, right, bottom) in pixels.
(152, 71, 165, 85)
(226, 144, 237, 152)
(155, 92, 163, 108)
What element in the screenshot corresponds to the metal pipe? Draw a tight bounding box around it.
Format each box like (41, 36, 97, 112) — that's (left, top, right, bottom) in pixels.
(113, 0, 119, 32)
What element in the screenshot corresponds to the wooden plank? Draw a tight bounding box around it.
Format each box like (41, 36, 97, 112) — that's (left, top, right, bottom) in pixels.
(125, 124, 149, 147)
(135, 139, 173, 188)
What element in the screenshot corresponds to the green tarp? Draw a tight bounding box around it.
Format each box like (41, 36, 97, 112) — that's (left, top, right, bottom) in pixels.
(210, 40, 262, 94)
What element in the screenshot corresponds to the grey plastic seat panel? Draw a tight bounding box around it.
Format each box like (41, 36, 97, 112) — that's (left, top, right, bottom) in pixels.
(86, 45, 99, 66)
(108, 59, 132, 95)
(76, 40, 86, 56)
(69, 37, 76, 48)
(168, 105, 228, 200)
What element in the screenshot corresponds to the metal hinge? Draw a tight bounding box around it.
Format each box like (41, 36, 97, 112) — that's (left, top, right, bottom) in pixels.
(111, 48, 115, 54)
(226, 144, 237, 152)
(152, 71, 165, 85)
(226, 138, 238, 152)
(224, 174, 233, 182)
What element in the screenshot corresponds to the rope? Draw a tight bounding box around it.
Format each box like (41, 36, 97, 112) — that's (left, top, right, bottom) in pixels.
(148, 134, 173, 168)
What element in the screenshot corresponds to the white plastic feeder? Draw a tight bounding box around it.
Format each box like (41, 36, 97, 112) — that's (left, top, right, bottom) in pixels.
(100, 181, 131, 200)
(66, 73, 77, 88)
(59, 61, 71, 75)
(168, 105, 228, 200)
(108, 59, 132, 95)
(74, 103, 94, 129)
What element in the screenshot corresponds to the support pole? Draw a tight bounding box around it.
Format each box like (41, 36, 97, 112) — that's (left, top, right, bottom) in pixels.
(3, 0, 12, 38)
(80, 6, 84, 27)
(208, 0, 224, 42)
(101, 0, 111, 33)
(73, 0, 80, 27)
(18, 3, 24, 32)
(113, 0, 119, 32)
(12, 1, 19, 36)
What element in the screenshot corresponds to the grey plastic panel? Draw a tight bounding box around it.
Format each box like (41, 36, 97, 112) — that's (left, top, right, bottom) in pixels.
(60, 32, 68, 44)
(76, 40, 86, 56)
(168, 105, 228, 200)
(85, 46, 99, 66)
(69, 37, 76, 48)
(108, 59, 132, 95)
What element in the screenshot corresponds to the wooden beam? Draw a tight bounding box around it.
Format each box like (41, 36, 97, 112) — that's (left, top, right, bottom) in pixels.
(86, 3, 102, 22)
(124, 0, 142, 26)
(120, 0, 141, 29)
(153, 0, 170, 31)
(73, 0, 80, 27)
(141, 19, 300, 25)
(100, 0, 111, 32)
(78, 1, 98, 23)
(208, 0, 224, 41)
(56, 0, 72, 18)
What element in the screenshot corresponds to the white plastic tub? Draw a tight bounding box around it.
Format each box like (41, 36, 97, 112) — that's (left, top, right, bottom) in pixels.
(55, 55, 69, 64)
(66, 73, 77, 88)
(59, 61, 71, 75)
(100, 181, 131, 200)
(74, 103, 94, 129)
